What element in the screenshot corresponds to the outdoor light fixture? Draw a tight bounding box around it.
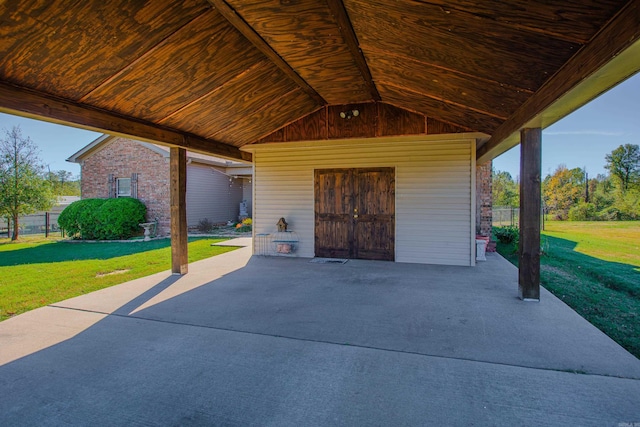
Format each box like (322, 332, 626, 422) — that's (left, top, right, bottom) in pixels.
(339, 109, 360, 119)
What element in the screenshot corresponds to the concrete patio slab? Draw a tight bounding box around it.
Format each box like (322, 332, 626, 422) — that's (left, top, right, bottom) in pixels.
(1, 250, 639, 425)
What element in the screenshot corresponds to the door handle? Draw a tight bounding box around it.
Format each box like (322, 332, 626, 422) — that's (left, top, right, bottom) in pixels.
(354, 214, 358, 219)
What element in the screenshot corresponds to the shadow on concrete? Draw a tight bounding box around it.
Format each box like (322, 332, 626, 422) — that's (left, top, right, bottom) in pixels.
(0, 236, 227, 266)
(1, 253, 640, 425)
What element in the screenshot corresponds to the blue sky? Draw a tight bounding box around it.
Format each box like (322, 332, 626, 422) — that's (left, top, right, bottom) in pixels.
(0, 73, 638, 178)
(492, 73, 640, 179)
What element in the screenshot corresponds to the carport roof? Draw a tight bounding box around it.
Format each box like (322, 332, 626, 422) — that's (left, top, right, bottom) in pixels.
(0, 1, 639, 162)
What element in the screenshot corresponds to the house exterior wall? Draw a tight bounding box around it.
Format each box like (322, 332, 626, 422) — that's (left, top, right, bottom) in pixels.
(80, 137, 171, 234)
(242, 178, 253, 217)
(476, 160, 492, 237)
(186, 164, 244, 225)
(250, 136, 477, 266)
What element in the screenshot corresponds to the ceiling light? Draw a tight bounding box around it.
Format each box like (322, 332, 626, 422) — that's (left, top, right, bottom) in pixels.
(340, 109, 360, 120)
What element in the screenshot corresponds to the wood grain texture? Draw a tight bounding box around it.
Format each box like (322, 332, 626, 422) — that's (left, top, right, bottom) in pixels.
(325, 0, 380, 101)
(314, 167, 395, 261)
(83, 10, 265, 122)
(354, 168, 395, 261)
(287, 108, 328, 141)
(0, 0, 208, 99)
(0, 81, 250, 161)
(213, 88, 320, 145)
(209, 0, 325, 105)
(163, 61, 300, 143)
(377, 103, 425, 136)
(427, 118, 468, 135)
(254, 102, 429, 143)
(170, 147, 188, 275)
(378, 82, 503, 135)
(227, 0, 371, 103)
(367, 52, 530, 119)
(478, 0, 640, 162)
(346, 0, 580, 92)
(414, 0, 623, 44)
(518, 128, 541, 300)
(328, 103, 377, 139)
(256, 128, 286, 144)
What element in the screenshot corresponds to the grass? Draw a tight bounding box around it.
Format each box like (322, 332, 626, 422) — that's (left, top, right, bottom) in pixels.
(0, 236, 239, 321)
(496, 221, 640, 358)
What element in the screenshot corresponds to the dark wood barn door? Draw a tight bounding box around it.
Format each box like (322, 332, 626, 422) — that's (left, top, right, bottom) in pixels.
(314, 168, 394, 261)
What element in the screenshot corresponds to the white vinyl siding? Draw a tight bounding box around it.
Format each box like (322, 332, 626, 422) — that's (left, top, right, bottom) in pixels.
(249, 135, 477, 266)
(186, 164, 243, 226)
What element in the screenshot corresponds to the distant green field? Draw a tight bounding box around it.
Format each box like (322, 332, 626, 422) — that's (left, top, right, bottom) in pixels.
(497, 221, 640, 359)
(0, 237, 238, 321)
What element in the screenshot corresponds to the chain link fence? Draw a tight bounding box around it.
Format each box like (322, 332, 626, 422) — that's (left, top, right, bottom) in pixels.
(492, 206, 519, 227)
(492, 206, 548, 231)
(0, 212, 64, 238)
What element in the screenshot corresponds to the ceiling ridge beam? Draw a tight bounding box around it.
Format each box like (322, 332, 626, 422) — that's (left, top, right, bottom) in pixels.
(157, 60, 269, 125)
(326, 0, 380, 101)
(379, 80, 508, 120)
(0, 81, 250, 162)
(78, 10, 213, 103)
(413, 0, 589, 44)
(208, 0, 326, 106)
(363, 45, 534, 94)
(477, 0, 640, 162)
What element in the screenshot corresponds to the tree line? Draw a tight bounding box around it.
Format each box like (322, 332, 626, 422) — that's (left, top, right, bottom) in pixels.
(0, 126, 80, 240)
(493, 144, 640, 221)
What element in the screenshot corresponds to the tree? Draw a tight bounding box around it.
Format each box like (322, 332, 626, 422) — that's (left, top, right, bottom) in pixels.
(0, 126, 55, 240)
(542, 165, 585, 220)
(46, 169, 80, 196)
(492, 170, 519, 207)
(605, 144, 640, 192)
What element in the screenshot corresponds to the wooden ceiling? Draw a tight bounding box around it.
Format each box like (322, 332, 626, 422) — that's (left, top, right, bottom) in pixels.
(0, 0, 638, 161)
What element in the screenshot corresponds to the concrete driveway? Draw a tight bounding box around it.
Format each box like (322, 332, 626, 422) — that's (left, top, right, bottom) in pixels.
(1, 240, 639, 426)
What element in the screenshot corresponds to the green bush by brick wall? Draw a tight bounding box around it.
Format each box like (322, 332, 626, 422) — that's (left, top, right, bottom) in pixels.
(59, 198, 146, 240)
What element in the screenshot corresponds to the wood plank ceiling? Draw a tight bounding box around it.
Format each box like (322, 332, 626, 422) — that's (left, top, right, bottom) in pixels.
(0, 0, 635, 160)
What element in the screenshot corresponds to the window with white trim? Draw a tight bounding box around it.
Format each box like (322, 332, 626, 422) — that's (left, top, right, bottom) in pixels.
(116, 177, 131, 197)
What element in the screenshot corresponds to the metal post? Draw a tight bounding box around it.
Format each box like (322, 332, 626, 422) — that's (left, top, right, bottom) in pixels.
(45, 212, 50, 238)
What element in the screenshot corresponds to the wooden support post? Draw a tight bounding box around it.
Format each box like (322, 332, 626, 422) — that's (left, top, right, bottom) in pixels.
(519, 128, 541, 301)
(170, 147, 188, 275)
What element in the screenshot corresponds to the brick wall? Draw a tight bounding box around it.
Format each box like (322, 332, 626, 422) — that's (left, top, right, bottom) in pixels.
(476, 160, 492, 237)
(80, 138, 171, 235)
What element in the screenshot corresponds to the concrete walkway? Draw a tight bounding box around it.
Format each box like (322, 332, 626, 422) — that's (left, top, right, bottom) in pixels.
(1, 243, 639, 426)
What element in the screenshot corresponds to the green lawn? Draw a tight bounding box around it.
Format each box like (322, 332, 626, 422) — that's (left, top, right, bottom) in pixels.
(496, 221, 640, 358)
(0, 237, 239, 321)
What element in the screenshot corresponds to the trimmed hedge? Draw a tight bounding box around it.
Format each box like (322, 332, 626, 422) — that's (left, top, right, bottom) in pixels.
(59, 198, 147, 240)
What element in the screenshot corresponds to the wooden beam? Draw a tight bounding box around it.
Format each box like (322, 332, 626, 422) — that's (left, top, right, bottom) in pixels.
(170, 147, 188, 275)
(208, 0, 326, 106)
(326, 0, 381, 101)
(477, 0, 640, 162)
(518, 128, 541, 301)
(0, 81, 251, 162)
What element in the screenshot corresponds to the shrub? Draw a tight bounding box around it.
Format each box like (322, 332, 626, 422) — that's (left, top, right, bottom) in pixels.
(197, 218, 215, 233)
(59, 198, 106, 239)
(95, 198, 147, 240)
(568, 202, 597, 221)
(58, 198, 146, 240)
(493, 226, 519, 244)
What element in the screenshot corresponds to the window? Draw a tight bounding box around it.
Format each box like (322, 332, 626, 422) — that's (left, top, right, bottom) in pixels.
(116, 178, 131, 197)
